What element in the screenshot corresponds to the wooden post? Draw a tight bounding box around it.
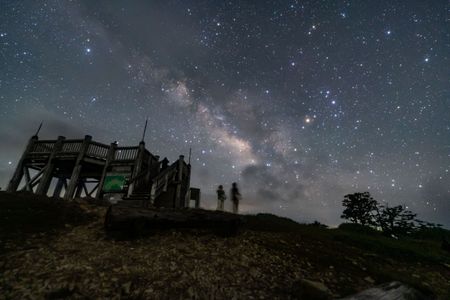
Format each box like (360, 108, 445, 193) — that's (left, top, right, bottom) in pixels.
(7, 135, 38, 192)
(20, 167, 45, 192)
(36, 136, 65, 195)
(174, 155, 184, 208)
(150, 182, 157, 206)
(127, 141, 145, 197)
(184, 164, 191, 207)
(53, 178, 65, 198)
(75, 180, 84, 198)
(23, 166, 32, 192)
(195, 189, 201, 208)
(152, 155, 160, 177)
(87, 183, 99, 197)
(96, 142, 117, 200)
(64, 135, 92, 200)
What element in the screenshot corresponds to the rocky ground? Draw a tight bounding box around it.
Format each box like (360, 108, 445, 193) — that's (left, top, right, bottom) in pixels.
(0, 192, 449, 299)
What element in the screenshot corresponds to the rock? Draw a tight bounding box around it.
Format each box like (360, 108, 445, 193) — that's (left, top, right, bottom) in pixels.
(122, 281, 132, 294)
(364, 276, 375, 284)
(339, 281, 430, 300)
(291, 279, 332, 300)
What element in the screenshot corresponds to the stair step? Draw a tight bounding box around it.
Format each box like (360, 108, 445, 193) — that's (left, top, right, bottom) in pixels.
(117, 199, 148, 207)
(125, 194, 151, 200)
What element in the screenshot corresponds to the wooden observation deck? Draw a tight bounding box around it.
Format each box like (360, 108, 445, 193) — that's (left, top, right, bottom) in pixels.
(7, 135, 199, 208)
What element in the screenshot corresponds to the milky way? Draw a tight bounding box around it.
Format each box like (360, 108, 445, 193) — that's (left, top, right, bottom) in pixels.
(1, 1, 449, 226)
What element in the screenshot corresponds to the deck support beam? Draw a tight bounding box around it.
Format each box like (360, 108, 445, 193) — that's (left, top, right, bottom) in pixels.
(127, 141, 145, 197)
(174, 155, 185, 208)
(7, 136, 38, 192)
(75, 181, 84, 198)
(53, 178, 65, 198)
(36, 136, 65, 195)
(88, 182, 99, 197)
(96, 142, 116, 200)
(23, 166, 33, 192)
(64, 135, 92, 200)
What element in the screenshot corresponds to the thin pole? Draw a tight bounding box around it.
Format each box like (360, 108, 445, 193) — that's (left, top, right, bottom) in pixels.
(188, 148, 192, 164)
(141, 118, 148, 142)
(35, 122, 43, 136)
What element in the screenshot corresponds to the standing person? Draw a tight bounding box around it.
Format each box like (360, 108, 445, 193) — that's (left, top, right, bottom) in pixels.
(230, 182, 241, 214)
(216, 185, 226, 211)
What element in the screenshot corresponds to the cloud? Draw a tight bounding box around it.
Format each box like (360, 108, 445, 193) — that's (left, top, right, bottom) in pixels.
(166, 81, 194, 107)
(195, 104, 258, 166)
(0, 107, 87, 188)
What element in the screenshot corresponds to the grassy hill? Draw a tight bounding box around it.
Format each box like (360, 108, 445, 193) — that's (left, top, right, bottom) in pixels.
(1, 191, 449, 299)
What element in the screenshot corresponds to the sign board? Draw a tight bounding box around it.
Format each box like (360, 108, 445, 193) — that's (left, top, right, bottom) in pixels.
(103, 174, 127, 192)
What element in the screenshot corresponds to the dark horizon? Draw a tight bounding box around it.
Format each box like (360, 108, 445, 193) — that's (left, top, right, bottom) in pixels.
(1, 1, 449, 227)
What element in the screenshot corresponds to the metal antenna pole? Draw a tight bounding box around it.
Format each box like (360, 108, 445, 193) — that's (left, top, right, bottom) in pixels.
(35, 122, 43, 136)
(141, 118, 148, 142)
(188, 148, 192, 164)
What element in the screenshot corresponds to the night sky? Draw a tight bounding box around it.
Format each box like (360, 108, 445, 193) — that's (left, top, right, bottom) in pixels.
(1, 1, 449, 227)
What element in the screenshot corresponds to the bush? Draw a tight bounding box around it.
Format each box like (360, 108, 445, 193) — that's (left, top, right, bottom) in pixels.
(338, 223, 380, 235)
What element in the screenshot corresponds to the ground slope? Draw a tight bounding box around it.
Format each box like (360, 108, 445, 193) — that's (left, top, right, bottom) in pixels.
(0, 192, 449, 299)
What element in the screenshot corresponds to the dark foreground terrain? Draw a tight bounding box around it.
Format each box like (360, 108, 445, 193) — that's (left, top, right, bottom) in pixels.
(0, 191, 449, 299)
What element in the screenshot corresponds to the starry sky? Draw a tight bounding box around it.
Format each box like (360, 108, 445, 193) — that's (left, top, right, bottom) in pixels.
(1, 1, 449, 227)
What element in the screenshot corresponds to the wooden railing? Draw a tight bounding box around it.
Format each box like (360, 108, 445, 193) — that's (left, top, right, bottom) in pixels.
(86, 141, 109, 159)
(60, 140, 84, 153)
(128, 168, 151, 193)
(114, 146, 139, 161)
(30, 141, 55, 153)
(142, 149, 150, 163)
(27, 138, 159, 165)
(151, 162, 178, 199)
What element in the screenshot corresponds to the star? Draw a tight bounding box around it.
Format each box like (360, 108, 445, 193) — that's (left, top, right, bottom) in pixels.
(0, 0, 448, 229)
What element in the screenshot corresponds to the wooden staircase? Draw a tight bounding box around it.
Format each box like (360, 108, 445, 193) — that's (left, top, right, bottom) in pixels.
(121, 159, 181, 207)
(122, 191, 151, 207)
(115, 152, 191, 210)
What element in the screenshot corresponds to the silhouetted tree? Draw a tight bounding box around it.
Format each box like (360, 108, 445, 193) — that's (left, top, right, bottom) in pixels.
(341, 192, 378, 226)
(415, 220, 443, 230)
(309, 220, 328, 228)
(375, 204, 417, 235)
(341, 192, 443, 238)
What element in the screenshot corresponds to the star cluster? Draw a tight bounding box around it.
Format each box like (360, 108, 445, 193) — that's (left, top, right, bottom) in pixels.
(1, 1, 449, 226)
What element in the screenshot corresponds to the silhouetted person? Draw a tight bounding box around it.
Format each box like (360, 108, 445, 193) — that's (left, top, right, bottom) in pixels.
(230, 182, 241, 214)
(216, 185, 226, 211)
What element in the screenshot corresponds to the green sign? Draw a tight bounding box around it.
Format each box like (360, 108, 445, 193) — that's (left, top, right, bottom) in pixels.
(103, 175, 126, 192)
